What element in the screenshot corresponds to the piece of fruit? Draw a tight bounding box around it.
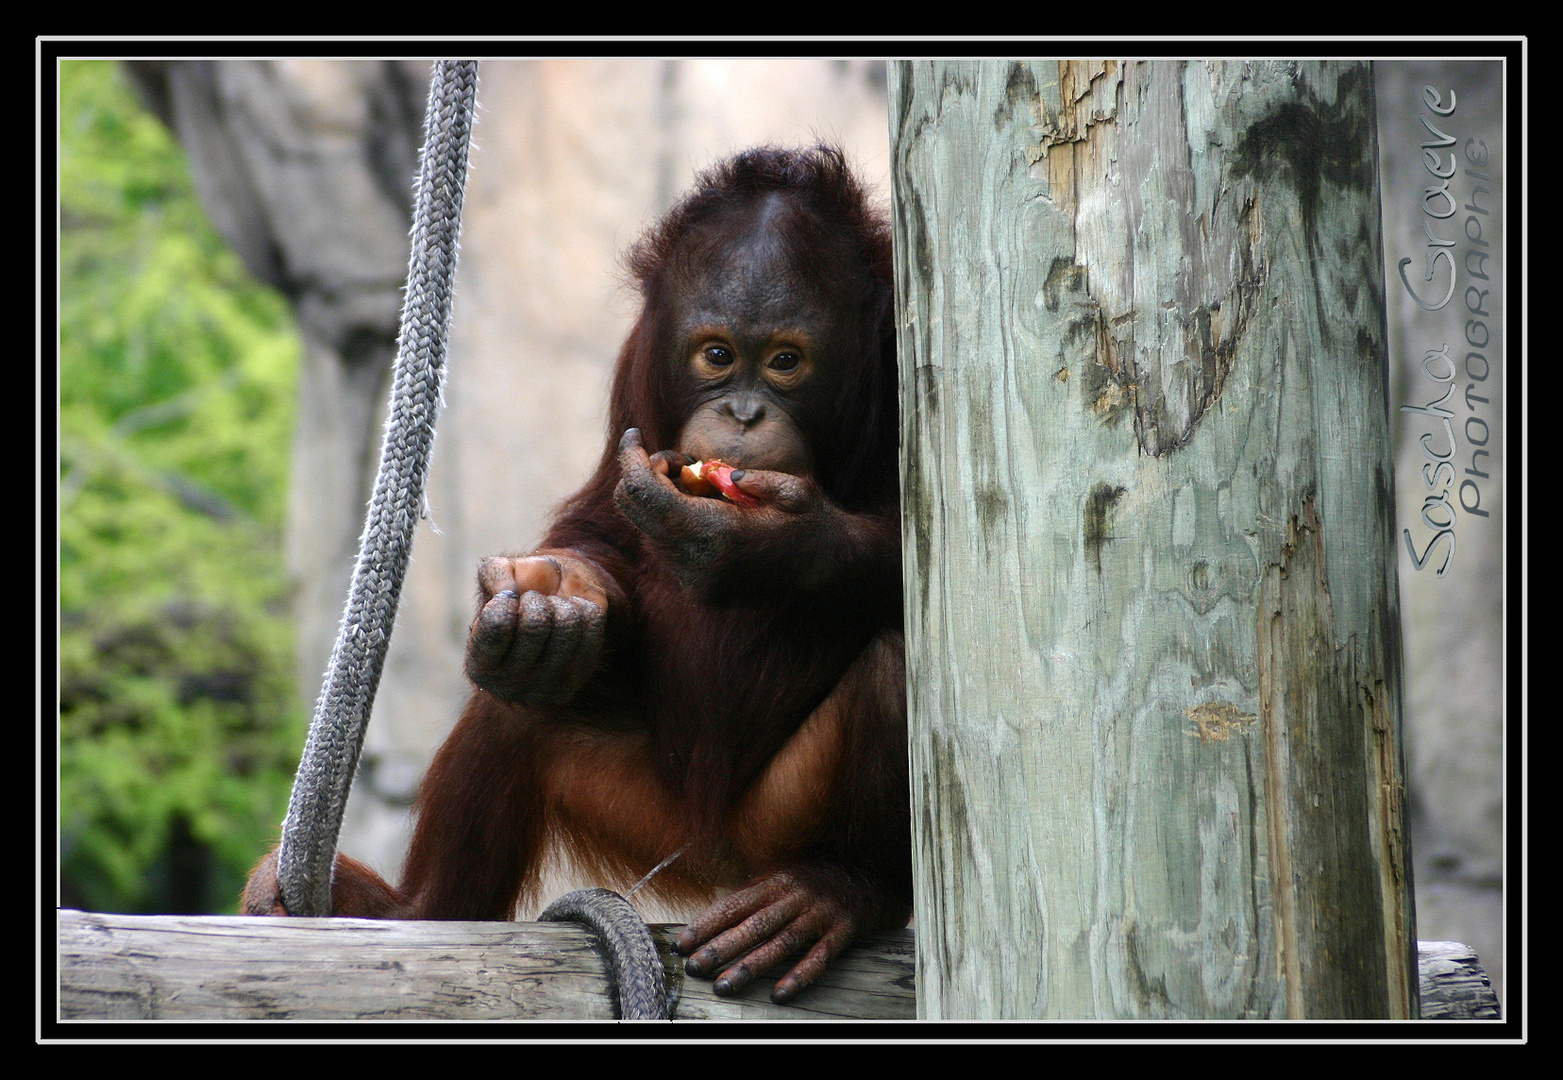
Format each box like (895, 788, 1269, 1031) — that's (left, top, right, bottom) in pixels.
(679, 460, 716, 497)
(680, 459, 762, 507)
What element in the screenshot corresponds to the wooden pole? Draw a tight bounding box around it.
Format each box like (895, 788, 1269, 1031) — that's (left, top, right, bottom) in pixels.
(890, 59, 1414, 1019)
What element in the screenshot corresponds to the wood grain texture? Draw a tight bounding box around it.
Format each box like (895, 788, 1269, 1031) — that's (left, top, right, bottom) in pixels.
(54, 912, 1492, 1021)
(890, 60, 1412, 1019)
(56, 910, 915, 1021)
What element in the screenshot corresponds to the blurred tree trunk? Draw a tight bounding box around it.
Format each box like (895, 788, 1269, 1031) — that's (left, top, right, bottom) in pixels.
(126, 56, 429, 809)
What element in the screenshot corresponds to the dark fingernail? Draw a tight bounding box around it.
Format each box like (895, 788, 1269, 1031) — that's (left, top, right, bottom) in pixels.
(730, 470, 746, 482)
(618, 428, 641, 450)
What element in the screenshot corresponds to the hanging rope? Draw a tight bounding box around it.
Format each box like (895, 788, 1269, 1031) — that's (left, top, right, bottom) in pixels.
(276, 60, 479, 917)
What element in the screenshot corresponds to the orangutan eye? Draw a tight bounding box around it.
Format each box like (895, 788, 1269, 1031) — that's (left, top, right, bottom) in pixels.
(769, 352, 801, 372)
(704, 345, 734, 367)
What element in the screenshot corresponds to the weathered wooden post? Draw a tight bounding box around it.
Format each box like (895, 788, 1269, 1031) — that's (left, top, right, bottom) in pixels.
(889, 60, 1415, 1018)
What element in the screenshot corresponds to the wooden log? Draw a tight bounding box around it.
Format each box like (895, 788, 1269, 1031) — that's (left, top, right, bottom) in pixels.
(57, 911, 1492, 1021)
(55, 910, 916, 1021)
(1417, 940, 1501, 1020)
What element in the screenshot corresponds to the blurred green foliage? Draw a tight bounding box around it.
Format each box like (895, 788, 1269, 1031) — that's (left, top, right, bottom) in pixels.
(58, 60, 304, 914)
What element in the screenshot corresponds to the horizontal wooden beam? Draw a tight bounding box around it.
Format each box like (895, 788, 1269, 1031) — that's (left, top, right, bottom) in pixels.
(57, 910, 1496, 1021)
(57, 909, 915, 1021)
(1415, 940, 1502, 1020)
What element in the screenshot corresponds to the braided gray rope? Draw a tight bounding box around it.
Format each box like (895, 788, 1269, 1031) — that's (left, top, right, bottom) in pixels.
(276, 60, 479, 917)
(541, 889, 673, 1020)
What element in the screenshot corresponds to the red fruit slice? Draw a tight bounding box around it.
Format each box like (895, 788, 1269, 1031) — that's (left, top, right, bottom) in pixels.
(681, 459, 762, 508)
(704, 461, 763, 508)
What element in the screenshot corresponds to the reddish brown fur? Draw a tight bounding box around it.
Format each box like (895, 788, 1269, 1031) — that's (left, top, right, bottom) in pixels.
(245, 146, 909, 1001)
